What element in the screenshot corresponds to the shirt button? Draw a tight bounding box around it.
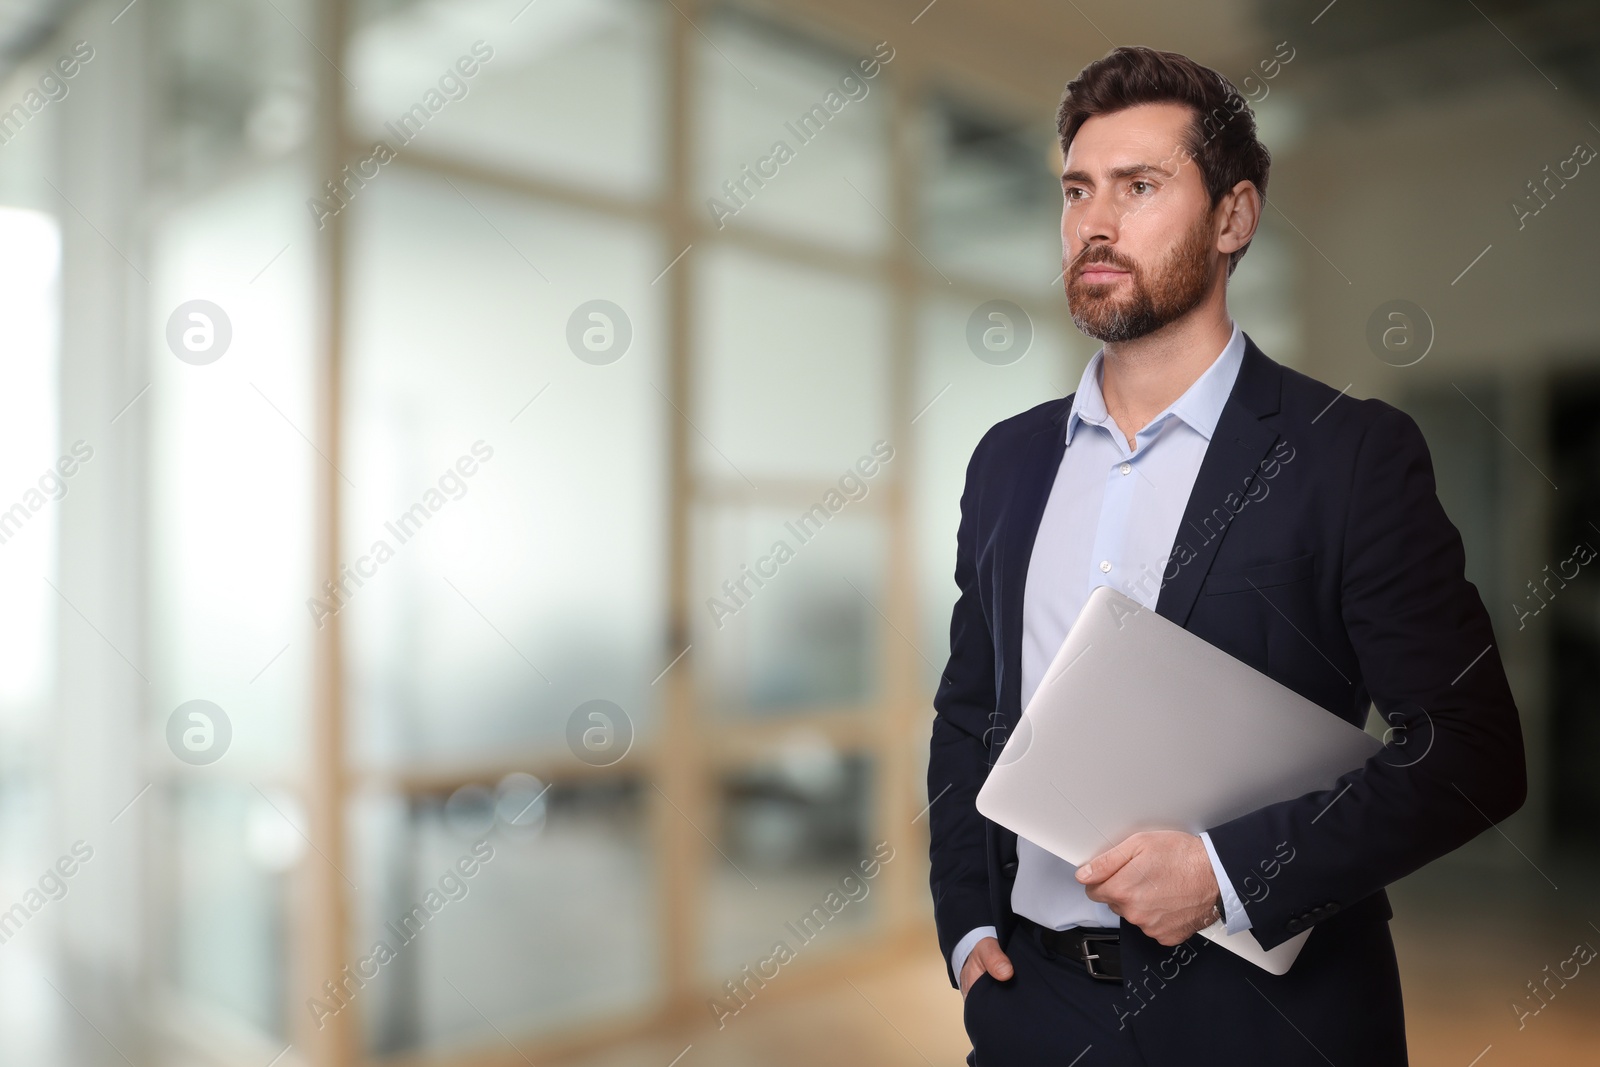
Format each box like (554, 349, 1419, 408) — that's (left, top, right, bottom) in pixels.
(1120, 462, 1132, 475)
(1099, 560, 1112, 573)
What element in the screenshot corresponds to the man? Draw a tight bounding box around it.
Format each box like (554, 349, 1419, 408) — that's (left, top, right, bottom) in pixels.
(927, 45, 1526, 1066)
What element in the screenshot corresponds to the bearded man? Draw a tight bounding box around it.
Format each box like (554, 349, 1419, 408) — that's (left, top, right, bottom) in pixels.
(928, 44, 1526, 1067)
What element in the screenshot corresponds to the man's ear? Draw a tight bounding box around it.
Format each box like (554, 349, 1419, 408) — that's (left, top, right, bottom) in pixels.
(1217, 180, 1262, 256)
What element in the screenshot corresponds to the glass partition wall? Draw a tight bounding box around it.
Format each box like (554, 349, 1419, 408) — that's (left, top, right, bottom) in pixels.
(28, 0, 1084, 1064)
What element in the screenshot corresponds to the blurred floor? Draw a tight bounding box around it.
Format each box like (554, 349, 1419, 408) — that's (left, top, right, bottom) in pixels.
(548, 857, 1600, 1067)
(547, 945, 973, 1067)
(1388, 854, 1600, 1067)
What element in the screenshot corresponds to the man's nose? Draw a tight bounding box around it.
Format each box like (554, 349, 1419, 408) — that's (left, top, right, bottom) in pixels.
(1072, 192, 1124, 248)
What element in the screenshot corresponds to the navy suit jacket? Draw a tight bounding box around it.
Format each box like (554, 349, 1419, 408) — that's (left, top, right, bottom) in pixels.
(928, 334, 1527, 1063)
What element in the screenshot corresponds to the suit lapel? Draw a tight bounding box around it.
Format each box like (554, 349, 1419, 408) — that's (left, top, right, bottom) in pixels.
(1155, 334, 1285, 628)
(996, 401, 1071, 726)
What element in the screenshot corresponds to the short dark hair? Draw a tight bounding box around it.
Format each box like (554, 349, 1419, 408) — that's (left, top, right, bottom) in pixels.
(1056, 46, 1271, 274)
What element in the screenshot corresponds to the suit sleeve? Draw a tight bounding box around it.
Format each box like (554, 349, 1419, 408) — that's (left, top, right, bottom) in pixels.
(928, 432, 1002, 988)
(1203, 405, 1528, 951)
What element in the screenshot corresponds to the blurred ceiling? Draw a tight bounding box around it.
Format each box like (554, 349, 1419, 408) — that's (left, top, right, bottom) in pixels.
(772, 0, 1264, 115)
(1253, 0, 1600, 119)
(2, 0, 1597, 143)
(779, 0, 1600, 127)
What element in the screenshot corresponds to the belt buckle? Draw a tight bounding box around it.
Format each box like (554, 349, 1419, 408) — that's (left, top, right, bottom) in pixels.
(1077, 932, 1120, 981)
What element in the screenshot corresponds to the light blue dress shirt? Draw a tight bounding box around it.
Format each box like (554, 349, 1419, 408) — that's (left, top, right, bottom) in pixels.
(952, 320, 1253, 983)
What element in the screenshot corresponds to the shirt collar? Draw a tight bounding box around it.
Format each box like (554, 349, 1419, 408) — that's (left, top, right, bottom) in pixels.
(1065, 319, 1246, 447)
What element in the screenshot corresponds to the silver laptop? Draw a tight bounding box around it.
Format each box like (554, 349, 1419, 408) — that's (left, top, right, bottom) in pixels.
(975, 585, 1382, 975)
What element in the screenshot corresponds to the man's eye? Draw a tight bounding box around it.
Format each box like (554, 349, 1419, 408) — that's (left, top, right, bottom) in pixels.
(1131, 180, 1152, 195)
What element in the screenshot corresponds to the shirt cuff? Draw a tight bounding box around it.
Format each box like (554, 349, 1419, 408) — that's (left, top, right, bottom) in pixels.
(951, 925, 998, 984)
(1199, 830, 1252, 934)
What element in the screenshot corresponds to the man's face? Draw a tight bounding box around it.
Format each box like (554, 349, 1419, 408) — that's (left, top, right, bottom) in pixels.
(1059, 102, 1221, 343)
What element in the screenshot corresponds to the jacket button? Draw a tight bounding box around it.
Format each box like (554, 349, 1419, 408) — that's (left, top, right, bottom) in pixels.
(1001, 861, 1018, 877)
(1285, 917, 1305, 933)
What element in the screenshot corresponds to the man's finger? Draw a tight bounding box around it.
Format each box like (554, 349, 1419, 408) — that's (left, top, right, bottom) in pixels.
(1075, 835, 1140, 884)
(961, 938, 1013, 997)
(976, 939, 1014, 980)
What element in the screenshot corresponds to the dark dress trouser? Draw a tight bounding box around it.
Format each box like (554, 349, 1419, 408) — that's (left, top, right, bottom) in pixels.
(964, 921, 1144, 1066)
(965, 896, 1407, 1066)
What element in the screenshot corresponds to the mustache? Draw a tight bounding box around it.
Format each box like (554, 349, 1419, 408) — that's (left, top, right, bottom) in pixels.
(1069, 248, 1137, 278)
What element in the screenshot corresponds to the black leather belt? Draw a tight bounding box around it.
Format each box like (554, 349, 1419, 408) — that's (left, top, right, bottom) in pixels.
(1023, 917, 1123, 981)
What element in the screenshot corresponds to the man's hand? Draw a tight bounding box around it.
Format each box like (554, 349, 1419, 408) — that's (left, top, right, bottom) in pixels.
(1074, 830, 1221, 946)
(959, 936, 1013, 999)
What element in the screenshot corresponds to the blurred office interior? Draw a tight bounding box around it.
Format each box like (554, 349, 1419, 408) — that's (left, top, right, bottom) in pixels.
(0, 0, 1597, 1064)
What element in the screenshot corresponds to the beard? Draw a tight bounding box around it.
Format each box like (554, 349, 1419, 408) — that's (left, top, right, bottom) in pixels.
(1064, 208, 1217, 343)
